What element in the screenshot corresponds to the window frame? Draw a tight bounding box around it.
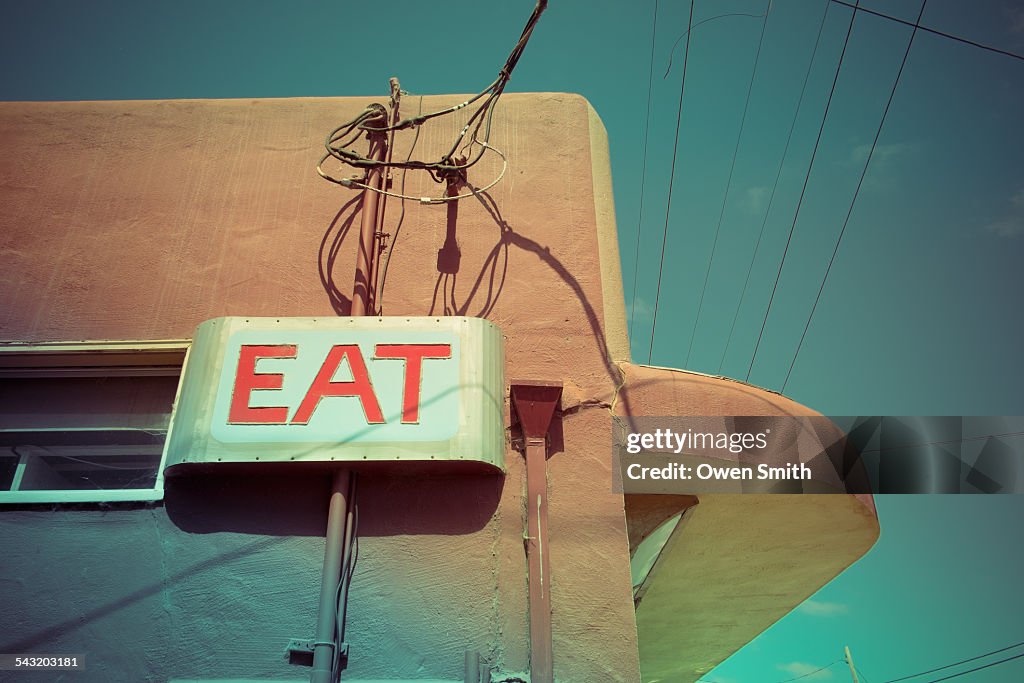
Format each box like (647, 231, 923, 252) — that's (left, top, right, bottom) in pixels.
(0, 340, 190, 504)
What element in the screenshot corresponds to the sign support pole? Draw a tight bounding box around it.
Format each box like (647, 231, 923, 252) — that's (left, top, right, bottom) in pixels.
(311, 80, 397, 683)
(310, 469, 352, 683)
(351, 126, 388, 316)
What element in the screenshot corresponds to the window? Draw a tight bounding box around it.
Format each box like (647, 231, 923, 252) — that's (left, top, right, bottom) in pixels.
(0, 341, 188, 504)
(631, 510, 688, 607)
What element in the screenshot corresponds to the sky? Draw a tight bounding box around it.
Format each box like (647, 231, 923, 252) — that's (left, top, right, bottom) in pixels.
(2, 1, 1022, 681)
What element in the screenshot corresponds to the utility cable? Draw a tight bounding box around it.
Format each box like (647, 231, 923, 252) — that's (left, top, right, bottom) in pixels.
(718, 0, 831, 374)
(327, 142, 507, 204)
(831, 0, 1024, 63)
(774, 660, 843, 683)
(882, 640, 1024, 683)
(781, 0, 926, 392)
(686, 0, 772, 367)
(376, 95, 424, 315)
(858, 429, 1024, 455)
(649, 0, 695, 363)
(331, 475, 359, 681)
(664, 11, 768, 77)
(318, 0, 546, 183)
(628, 0, 659, 340)
(919, 652, 1024, 683)
(745, 0, 860, 383)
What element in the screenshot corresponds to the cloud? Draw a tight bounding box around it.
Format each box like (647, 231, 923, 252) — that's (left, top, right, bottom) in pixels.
(800, 600, 850, 617)
(740, 185, 768, 214)
(1007, 6, 1024, 35)
(778, 662, 835, 680)
(984, 188, 1024, 238)
(844, 142, 911, 191)
(627, 296, 653, 324)
(849, 142, 907, 166)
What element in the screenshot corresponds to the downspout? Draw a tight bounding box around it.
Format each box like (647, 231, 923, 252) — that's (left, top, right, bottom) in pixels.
(510, 381, 563, 683)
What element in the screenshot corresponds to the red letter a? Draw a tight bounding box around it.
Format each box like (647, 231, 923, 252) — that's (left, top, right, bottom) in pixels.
(291, 345, 384, 425)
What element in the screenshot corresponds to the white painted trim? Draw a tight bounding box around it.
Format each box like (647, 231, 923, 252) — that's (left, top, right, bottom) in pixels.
(0, 341, 187, 505)
(0, 487, 163, 504)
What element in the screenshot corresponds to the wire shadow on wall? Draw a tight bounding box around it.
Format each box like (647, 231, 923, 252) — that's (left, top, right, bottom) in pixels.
(318, 193, 363, 316)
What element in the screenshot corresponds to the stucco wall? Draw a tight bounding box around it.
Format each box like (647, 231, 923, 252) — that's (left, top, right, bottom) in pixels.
(0, 93, 878, 683)
(0, 93, 639, 682)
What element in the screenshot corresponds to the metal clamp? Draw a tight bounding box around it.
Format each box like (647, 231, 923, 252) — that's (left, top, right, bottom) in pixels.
(285, 638, 349, 666)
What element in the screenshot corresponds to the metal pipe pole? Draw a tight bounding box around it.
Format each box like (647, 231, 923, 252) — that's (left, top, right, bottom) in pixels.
(844, 646, 861, 683)
(311, 469, 352, 683)
(351, 131, 388, 316)
(313, 95, 393, 682)
(368, 79, 401, 311)
(463, 650, 481, 683)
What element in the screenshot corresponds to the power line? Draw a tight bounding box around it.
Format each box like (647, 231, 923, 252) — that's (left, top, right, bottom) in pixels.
(745, 0, 860, 382)
(695, 660, 842, 683)
(664, 11, 767, 78)
(858, 429, 1024, 455)
(920, 651, 1024, 683)
(686, 0, 771, 367)
(882, 640, 1024, 683)
(318, 0, 547, 182)
(719, 0, 831, 374)
(775, 660, 843, 683)
(831, 0, 1024, 63)
(629, 0, 659, 340)
(649, 0, 695, 364)
(781, 0, 926, 392)
(698, 641, 1024, 683)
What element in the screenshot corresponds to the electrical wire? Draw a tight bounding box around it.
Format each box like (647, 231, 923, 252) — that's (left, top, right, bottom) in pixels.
(781, 0, 926, 393)
(331, 475, 359, 681)
(881, 640, 1024, 683)
(700, 643, 1024, 683)
(319, 0, 547, 180)
(858, 429, 1024, 454)
(718, 0, 831, 374)
(831, 0, 1024, 63)
(376, 94, 424, 315)
(649, 0, 695, 364)
(628, 0, 659, 340)
(663, 11, 768, 78)
(774, 660, 843, 683)
(919, 652, 1024, 683)
(745, 0, 860, 383)
(697, 660, 842, 683)
(321, 141, 507, 204)
(686, 0, 772, 367)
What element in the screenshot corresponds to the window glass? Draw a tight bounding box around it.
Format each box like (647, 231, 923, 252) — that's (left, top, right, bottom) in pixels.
(0, 347, 184, 504)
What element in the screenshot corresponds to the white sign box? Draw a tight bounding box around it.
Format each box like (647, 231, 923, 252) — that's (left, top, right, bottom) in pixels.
(164, 317, 505, 472)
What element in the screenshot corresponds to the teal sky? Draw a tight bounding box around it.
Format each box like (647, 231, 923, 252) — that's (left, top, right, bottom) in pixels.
(2, 1, 1022, 681)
